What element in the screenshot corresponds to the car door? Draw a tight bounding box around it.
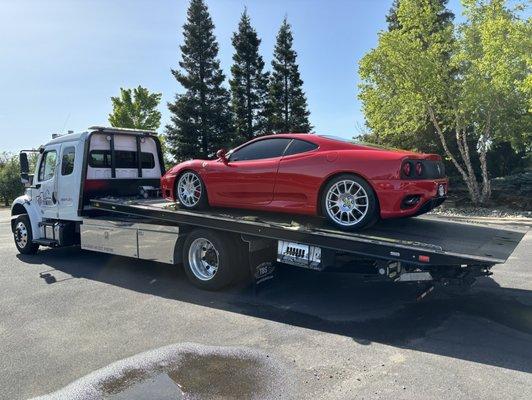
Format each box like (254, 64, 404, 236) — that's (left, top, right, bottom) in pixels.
(274, 139, 321, 210)
(206, 138, 292, 206)
(34, 144, 60, 219)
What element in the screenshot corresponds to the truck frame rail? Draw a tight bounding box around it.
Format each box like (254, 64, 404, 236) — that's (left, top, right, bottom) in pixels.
(90, 197, 526, 268)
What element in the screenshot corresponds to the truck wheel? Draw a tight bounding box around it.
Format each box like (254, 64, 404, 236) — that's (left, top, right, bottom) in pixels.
(182, 229, 237, 290)
(176, 171, 208, 210)
(13, 214, 39, 255)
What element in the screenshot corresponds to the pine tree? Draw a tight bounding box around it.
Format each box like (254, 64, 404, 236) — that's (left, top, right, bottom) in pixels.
(267, 18, 311, 133)
(386, 0, 454, 32)
(166, 0, 233, 161)
(229, 9, 269, 143)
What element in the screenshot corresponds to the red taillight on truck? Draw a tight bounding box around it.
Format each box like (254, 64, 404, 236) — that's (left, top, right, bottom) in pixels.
(402, 162, 412, 177)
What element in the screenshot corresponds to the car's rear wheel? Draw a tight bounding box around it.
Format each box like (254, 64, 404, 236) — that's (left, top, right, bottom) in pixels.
(13, 214, 39, 255)
(176, 171, 208, 210)
(321, 174, 378, 230)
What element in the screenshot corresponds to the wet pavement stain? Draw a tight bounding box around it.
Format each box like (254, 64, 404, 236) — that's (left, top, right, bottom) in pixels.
(31, 344, 293, 400)
(168, 353, 265, 399)
(101, 353, 266, 399)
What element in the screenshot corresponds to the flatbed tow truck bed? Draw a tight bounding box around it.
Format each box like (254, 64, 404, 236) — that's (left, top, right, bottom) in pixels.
(89, 197, 526, 293)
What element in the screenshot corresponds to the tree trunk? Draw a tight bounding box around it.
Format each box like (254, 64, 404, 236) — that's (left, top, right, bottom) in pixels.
(478, 134, 491, 204)
(427, 106, 481, 204)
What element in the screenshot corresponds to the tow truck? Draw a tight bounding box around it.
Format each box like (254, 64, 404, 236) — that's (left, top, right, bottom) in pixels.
(11, 127, 526, 296)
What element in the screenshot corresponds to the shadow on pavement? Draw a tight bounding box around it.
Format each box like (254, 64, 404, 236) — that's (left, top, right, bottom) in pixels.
(18, 246, 532, 374)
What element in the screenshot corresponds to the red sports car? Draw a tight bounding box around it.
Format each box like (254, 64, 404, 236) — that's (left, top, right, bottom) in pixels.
(161, 134, 448, 230)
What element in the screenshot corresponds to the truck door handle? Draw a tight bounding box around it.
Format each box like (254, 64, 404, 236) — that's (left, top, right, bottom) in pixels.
(52, 192, 57, 204)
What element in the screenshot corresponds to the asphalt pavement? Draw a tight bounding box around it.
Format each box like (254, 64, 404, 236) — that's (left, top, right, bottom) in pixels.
(0, 208, 531, 399)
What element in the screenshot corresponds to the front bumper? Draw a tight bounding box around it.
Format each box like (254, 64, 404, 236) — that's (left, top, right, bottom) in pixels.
(373, 178, 448, 219)
(160, 173, 177, 201)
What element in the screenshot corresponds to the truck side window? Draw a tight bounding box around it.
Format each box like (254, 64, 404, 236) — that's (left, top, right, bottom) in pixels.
(61, 147, 76, 176)
(38, 151, 57, 181)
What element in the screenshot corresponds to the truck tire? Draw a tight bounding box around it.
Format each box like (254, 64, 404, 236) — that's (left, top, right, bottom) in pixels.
(182, 229, 238, 290)
(13, 214, 39, 255)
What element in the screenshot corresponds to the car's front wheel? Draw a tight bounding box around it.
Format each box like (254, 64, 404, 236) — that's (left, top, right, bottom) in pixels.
(321, 174, 378, 230)
(175, 171, 208, 210)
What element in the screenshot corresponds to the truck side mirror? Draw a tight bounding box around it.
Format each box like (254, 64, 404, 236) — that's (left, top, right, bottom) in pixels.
(216, 148, 228, 163)
(19, 152, 31, 185)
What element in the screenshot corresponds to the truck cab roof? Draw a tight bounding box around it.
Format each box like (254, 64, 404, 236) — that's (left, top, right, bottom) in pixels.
(44, 126, 158, 147)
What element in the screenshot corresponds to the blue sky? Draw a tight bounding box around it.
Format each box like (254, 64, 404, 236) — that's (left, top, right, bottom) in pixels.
(1, 0, 465, 153)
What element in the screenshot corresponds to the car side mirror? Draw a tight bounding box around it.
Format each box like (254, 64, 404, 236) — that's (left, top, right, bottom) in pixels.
(216, 148, 228, 163)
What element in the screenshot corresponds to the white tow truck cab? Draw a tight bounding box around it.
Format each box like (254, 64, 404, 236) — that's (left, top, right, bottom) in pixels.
(11, 127, 525, 294)
(12, 126, 165, 253)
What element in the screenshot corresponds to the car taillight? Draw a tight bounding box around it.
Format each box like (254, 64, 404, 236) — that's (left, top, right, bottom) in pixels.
(402, 162, 412, 177)
(415, 162, 423, 176)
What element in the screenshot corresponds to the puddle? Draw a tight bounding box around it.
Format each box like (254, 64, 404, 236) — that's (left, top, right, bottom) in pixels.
(31, 343, 293, 400)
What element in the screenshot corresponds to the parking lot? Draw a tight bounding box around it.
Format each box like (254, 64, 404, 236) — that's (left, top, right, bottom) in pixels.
(1, 207, 531, 399)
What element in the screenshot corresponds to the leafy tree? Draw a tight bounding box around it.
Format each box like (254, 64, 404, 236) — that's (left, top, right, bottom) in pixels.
(359, 0, 530, 204)
(363, 0, 454, 152)
(166, 0, 233, 160)
(0, 153, 24, 206)
(230, 9, 269, 143)
(267, 18, 312, 133)
(109, 86, 162, 130)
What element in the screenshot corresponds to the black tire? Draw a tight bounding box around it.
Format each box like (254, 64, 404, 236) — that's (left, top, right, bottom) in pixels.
(175, 171, 208, 210)
(320, 174, 379, 231)
(182, 229, 239, 290)
(13, 214, 39, 255)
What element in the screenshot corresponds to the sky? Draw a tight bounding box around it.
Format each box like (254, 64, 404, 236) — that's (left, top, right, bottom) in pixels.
(1, 0, 466, 153)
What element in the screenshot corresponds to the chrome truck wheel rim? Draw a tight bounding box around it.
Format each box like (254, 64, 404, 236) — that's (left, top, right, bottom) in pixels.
(325, 180, 369, 226)
(177, 172, 202, 207)
(15, 221, 28, 248)
(188, 238, 219, 281)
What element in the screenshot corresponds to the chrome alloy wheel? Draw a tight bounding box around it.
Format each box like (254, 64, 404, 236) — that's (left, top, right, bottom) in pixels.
(325, 179, 369, 226)
(188, 238, 219, 281)
(14, 221, 28, 249)
(177, 172, 202, 207)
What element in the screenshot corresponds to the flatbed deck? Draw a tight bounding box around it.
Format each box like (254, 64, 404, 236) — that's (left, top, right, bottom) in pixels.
(90, 198, 526, 268)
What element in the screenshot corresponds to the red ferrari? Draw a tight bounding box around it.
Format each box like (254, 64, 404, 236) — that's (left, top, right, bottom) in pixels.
(161, 134, 448, 230)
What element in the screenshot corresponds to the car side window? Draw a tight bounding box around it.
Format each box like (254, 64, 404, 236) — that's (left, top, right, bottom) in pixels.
(283, 139, 318, 156)
(38, 150, 57, 182)
(61, 147, 76, 176)
(229, 138, 292, 162)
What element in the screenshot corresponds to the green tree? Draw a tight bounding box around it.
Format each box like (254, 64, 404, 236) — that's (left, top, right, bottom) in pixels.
(0, 153, 24, 206)
(363, 0, 454, 152)
(267, 18, 312, 133)
(166, 0, 233, 160)
(230, 9, 269, 143)
(359, 0, 530, 204)
(108, 86, 162, 130)
(386, 0, 454, 31)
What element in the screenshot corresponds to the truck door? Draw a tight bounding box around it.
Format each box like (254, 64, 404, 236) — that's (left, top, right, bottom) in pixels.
(56, 143, 80, 220)
(34, 144, 61, 219)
